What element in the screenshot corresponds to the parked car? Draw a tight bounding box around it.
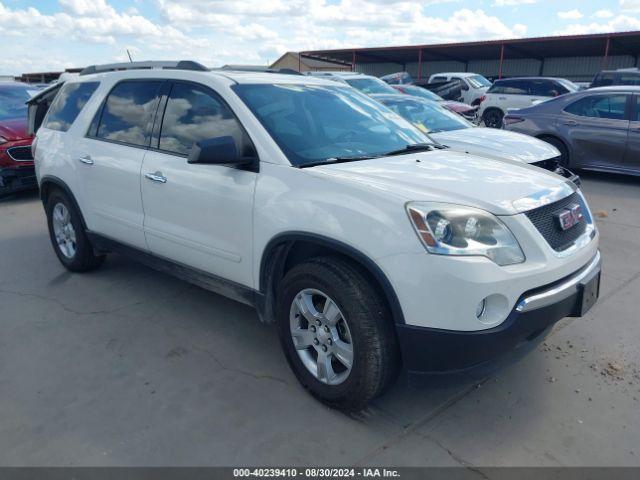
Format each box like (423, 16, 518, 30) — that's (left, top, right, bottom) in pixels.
(479, 77, 580, 128)
(372, 93, 578, 183)
(427, 72, 492, 106)
(0, 82, 37, 196)
(391, 85, 478, 121)
(33, 61, 600, 411)
(591, 68, 640, 88)
(305, 71, 397, 95)
(503, 86, 640, 176)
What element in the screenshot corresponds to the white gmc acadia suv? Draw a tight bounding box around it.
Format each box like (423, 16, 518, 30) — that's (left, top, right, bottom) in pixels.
(32, 61, 601, 411)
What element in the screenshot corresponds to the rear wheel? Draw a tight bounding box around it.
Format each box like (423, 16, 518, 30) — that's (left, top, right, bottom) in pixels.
(278, 257, 399, 411)
(46, 190, 105, 272)
(540, 136, 570, 167)
(482, 108, 504, 128)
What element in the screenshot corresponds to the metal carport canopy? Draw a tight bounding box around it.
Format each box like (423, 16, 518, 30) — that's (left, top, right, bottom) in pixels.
(300, 30, 640, 65)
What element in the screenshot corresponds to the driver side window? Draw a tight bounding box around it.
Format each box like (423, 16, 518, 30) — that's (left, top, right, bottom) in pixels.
(158, 82, 255, 157)
(564, 94, 627, 120)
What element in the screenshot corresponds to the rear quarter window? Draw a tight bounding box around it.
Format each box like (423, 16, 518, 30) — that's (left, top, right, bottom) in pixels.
(43, 82, 99, 132)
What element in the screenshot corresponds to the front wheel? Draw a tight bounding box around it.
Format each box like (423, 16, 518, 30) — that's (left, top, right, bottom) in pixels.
(278, 257, 399, 411)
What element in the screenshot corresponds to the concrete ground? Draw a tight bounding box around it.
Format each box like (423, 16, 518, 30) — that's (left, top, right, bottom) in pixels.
(0, 172, 638, 467)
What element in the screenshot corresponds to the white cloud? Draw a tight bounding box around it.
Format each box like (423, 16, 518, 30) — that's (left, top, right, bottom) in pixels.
(558, 9, 583, 20)
(592, 9, 614, 18)
(620, 0, 640, 13)
(555, 14, 640, 35)
(493, 0, 537, 6)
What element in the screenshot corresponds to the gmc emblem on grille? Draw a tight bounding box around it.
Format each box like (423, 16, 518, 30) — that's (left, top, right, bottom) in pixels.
(555, 203, 583, 231)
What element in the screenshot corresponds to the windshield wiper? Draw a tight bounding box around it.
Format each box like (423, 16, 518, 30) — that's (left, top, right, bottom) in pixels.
(298, 155, 377, 168)
(381, 143, 437, 157)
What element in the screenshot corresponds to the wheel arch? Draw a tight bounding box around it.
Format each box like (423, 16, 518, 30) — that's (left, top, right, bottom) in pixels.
(39, 175, 88, 230)
(536, 133, 571, 162)
(258, 232, 405, 326)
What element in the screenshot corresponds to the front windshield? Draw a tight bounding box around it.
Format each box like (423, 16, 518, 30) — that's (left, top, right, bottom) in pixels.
(466, 75, 492, 89)
(380, 97, 472, 134)
(344, 77, 397, 95)
(0, 85, 32, 121)
(233, 83, 431, 166)
(401, 86, 443, 101)
(558, 78, 580, 93)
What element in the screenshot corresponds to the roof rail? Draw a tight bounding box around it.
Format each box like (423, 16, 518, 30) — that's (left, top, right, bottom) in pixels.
(216, 66, 303, 76)
(79, 60, 208, 76)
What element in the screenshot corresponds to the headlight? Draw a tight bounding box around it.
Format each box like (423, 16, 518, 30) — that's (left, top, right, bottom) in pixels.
(0, 136, 6, 145)
(406, 202, 525, 266)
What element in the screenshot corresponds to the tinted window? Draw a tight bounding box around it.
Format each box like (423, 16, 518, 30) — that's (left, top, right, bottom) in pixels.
(565, 94, 627, 120)
(634, 96, 640, 121)
(380, 97, 471, 133)
(159, 83, 253, 157)
(43, 82, 99, 131)
(593, 73, 614, 87)
(530, 80, 564, 97)
(467, 75, 492, 88)
(619, 73, 640, 86)
(397, 85, 442, 101)
(488, 80, 529, 95)
(431, 76, 447, 83)
(233, 84, 429, 167)
(343, 77, 396, 94)
(95, 80, 162, 146)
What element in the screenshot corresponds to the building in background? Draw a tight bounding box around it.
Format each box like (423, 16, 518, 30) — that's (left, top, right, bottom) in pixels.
(301, 31, 640, 82)
(15, 68, 82, 84)
(270, 52, 350, 72)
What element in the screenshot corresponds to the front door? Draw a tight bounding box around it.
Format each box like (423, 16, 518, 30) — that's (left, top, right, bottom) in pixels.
(623, 94, 640, 173)
(560, 92, 629, 169)
(140, 81, 258, 287)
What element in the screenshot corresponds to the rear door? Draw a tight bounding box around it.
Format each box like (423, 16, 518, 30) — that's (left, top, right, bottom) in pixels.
(623, 94, 640, 172)
(560, 92, 630, 169)
(77, 79, 164, 250)
(140, 80, 258, 287)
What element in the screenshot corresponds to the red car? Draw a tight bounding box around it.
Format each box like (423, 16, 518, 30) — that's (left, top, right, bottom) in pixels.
(391, 85, 478, 121)
(1, 82, 37, 196)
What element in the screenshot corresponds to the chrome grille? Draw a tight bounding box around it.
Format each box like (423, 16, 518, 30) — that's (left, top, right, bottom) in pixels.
(525, 192, 588, 252)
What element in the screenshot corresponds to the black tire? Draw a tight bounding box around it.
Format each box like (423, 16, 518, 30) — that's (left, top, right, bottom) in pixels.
(540, 136, 570, 167)
(45, 189, 105, 272)
(278, 256, 399, 411)
(482, 108, 504, 128)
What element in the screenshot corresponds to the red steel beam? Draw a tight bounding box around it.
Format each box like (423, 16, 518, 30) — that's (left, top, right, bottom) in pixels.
(417, 48, 423, 80)
(603, 36, 610, 69)
(498, 43, 505, 79)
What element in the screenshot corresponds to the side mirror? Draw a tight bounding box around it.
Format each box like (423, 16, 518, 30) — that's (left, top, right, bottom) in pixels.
(188, 136, 256, 168)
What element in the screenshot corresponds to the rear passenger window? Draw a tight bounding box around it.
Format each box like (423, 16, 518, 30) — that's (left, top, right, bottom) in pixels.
(530, 80, 563, 97)
(619, 74, 640, 86)
(488, 80, 528, 95)
(95, 80, 163, 147)
(158, 82, 254, 157)
(44, 82, 99, 132)
(564, 94, 627, 120)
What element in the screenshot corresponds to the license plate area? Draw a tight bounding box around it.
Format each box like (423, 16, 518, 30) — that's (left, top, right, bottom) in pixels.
(576, 271, 600, 316)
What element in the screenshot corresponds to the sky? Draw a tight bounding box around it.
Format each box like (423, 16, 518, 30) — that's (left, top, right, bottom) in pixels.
(1, 0, 640, 74)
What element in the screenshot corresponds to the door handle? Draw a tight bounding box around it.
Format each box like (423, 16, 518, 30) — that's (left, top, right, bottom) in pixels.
(145, 171, 167, 183)
(563, 120, 578, 126)
(77, 155, 93, 165)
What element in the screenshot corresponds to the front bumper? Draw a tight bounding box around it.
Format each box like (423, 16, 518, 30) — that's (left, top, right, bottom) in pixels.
(396, 250, 601, 373)
(0, 165, 37, 195)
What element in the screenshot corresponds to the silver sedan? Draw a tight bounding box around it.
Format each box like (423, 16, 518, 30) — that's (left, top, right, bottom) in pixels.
(503, 86, 640, 176)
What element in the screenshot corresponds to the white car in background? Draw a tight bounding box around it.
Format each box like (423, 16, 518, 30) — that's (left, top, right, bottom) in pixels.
(372, 93, 579, 183)
(427, 72, 492, 106)
(478, 77, 580, 128)
(305, 71, 398, 95)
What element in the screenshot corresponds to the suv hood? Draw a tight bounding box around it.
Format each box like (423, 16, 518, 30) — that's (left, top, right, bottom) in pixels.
(0, 118, 29, 141)
(431, 127, 559, 164)
(311, 150, 573, 216)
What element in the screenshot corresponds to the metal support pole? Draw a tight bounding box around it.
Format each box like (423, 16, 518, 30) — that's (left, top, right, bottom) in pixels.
(298, 53, 301, 72)
(498, 43, 505, 79)
(418, 48, 423, 80)
(538, 57, 545, 76)
(352, 51, 356, 72)
(603, 36, 610, 69)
